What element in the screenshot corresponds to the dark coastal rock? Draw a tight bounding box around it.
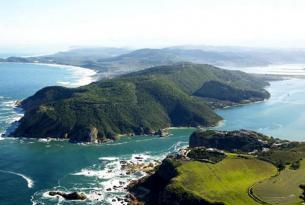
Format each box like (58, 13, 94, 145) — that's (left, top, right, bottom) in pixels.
(189, 129, 272, 152)
(155, 129, 169, 137)
(14, 100, 22, 107)
(186, 147, 225, 163)
(48, 191, 87, 200)
(121, 160, 157, 174)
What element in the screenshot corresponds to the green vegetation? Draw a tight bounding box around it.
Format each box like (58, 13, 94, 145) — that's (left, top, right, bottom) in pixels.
(129, 130, 305, 205)
(171, 158, 277, 205)
(186, 148, 225, 163)
(253, 159, 305, 205)
(131, 155, 277, 205)
(299, 185, 305, 203)
(194, 80, 269, 103)
(125, 63, 269, 94)
(12, 63, 269, 142)
(258, 142, 305, 170)
(189, 129, 274, 152)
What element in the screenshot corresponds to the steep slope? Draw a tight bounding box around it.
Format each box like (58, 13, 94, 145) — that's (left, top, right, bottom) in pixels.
(129, 130, 305, 205)
(170, 158, 276, 205)
(129, 155, 277, 205)
(125, 63, 269, 94)
(11, 63, 269, 142)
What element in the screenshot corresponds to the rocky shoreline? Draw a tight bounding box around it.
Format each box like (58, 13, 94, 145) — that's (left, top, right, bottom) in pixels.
(42, 128, 300, 204)
(124, 129, 297, 205)
(125, 148, 191, 205)
(46, 154, 162, 204)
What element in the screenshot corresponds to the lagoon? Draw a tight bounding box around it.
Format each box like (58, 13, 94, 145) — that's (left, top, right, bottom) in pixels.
(1, 63, 305, 204)
(216, 78, 305, 141)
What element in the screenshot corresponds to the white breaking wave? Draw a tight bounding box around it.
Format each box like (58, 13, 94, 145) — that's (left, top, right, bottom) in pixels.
(1, 100, 18, 108)
(4, 114, 23, 124)
(105, 141, 129, 146)
(57, 81, 70, 86)
(32, 135, 189, 204)
(167, 141, 188, 152)
(0, 170, 34, 188)
(68, 152, 164, 203)
(98, 157, 119, 161)
(38, 138, 51, 143)
(38, 63, 97, 87)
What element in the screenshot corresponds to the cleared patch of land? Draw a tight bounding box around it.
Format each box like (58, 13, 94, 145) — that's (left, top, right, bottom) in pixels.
(253, 159, 305, 205)
(171, 157, 277, 205)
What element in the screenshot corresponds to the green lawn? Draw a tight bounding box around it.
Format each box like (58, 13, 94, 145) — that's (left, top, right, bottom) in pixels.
(253, 159, 305, 205)
(171, 157, 277, 205)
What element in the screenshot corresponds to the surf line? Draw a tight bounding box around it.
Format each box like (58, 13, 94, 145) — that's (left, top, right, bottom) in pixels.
(0, 170, 34, 188)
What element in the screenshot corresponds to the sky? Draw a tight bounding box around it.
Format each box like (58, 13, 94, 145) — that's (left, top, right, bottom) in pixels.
(0, 0, 305, 53)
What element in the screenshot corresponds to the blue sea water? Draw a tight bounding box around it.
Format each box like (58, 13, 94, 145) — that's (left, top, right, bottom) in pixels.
(0, 63, 95, 135)
(0, 129, 192, 205)
(1, 63, 305, 204)
(0, 62, 193, 205)
(216, 78, 305, 141)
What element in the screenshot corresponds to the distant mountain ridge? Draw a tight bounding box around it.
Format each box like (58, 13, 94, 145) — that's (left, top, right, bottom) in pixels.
(3, 46, 305, 78)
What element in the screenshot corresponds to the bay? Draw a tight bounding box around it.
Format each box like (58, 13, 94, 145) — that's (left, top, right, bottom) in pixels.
(216, 78, 305, 141)
(1, 63, 305, 204)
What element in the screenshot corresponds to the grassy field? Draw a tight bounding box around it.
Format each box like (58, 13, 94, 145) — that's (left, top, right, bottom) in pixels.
(171, 157, 277, 205)
(253, 159, 305, 205)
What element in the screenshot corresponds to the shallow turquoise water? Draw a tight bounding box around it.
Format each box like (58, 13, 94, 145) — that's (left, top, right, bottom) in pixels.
(0, 63, 193, 205)
(216, 78, 305, 141)
(2, 63, 305, 204)
(0, 129, 192, 205)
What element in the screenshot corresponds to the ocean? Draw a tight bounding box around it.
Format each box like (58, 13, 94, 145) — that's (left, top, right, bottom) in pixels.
(0, 62, 193, 205)
(1, 63, 305, 204)
(216, 78, 305, 141)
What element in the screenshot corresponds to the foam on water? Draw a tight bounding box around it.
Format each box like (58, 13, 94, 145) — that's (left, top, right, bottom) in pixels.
(105, 141, 129, 146)
(58, 141, 187, 204)
(1, 100, 17, 107)
(0, 99, 24, 136)
(57, 81, 70, 86)
(0, 62, 103, 204)
(34, 149, 175, 204)
(0, 63, 98, 140)
(98, 157, 119, 161)
(0, 170, 34, 188)
(167, 140, 188, 152)
(38, 63, 97, 87)
(38, 138, 52, 143)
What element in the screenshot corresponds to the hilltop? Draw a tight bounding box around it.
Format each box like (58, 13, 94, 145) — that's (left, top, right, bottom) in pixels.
(4, 46, 305, 77)
(10, 63, 269, 142)
(129, 129, 305, 205)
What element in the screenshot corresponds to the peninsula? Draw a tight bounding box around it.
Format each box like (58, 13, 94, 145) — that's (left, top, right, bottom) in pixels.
(10, 63, 269, 142)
